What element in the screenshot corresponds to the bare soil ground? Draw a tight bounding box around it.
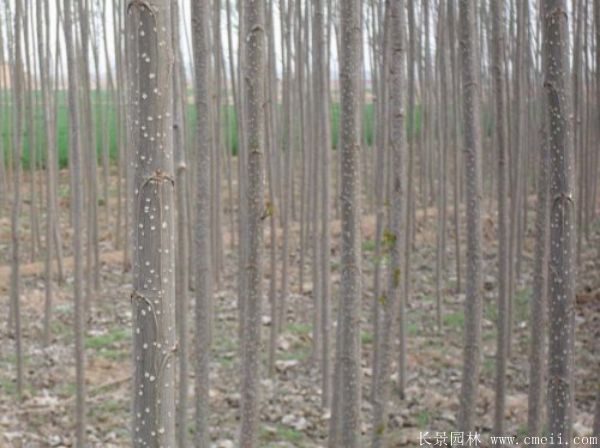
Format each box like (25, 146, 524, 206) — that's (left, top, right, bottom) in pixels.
(0, 172, 599, 447)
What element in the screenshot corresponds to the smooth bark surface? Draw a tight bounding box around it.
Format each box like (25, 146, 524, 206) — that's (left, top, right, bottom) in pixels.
(457, 0, 484, 433)
(127, 1, 177, 445)
(334, 0, 363, 444)
(239, 0, 266, 445)
(191, 0, 213, 444)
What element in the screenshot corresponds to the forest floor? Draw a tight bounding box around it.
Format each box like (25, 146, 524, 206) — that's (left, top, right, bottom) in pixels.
(0, 171, 599, 447)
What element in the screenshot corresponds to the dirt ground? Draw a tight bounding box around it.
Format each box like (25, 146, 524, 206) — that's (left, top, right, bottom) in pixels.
(1, 172, 599, 447)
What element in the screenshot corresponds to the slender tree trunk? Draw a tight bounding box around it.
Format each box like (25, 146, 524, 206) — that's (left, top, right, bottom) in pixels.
(214, 0, 225, 286)
(457, 0, 484, 433)
(265, 13, 278, 373)
(279, 0, 293, 337)
(543, 0, 576, 444)
(371, 0, 405, 445)
(127, 0, 177, 445)
(77, 0, 100, 301)
(436, 0, 448, 335)
(39, 0, 56, 347)
(448, 0, 462, 295)
(296, 0, 307, 295)
(101, 0, 115, 225)
(9, 0, 24, 402)
(23, 4, 40, 263)
(239, 0, 265, 445)
(527, 10, 550, 435)
(527, 124, 550, 440)
(171, 0, 190, 444)
(507, 0, 526, 356)
(51, 0, 65, 284)
(397, 0, 416, 398)
(63, 0, 86, 444)
(312, 0, 331, 409)
(332, 0, 363, 444)
(370, 1, 390, 401)
(490, 0, 510, 437)
(191, 0, 213, 444)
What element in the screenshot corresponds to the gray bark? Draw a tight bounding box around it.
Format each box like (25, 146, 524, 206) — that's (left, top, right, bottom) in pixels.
(38, 0, 57, 347)
(399, 0, 416, 398)
(507, 0, 526, 356)
(171, 0, 190, 444)
(334, 0, 363, 443)
(371, 0, 405, 445)
(10, 0, 24, 402)
(127, 0, 177, 446)
(23, 4, 40, 263)
(543, 0, 576, 444)
(265, 15, 278, 374)
(191, 0, 213, 444)
(279, 0, 293, 338)
(448, 0, 462, 295)
(64, 0, 86, 444)
(77, 0, 100, 304)
(370, 0, 390, 401)
(436, 0, 448, 334)
(490, 0, 510, 438)
(457, 0, 484, 433)
(527, 12, 550, 435)
(239, 0, 266, 445)
(312, 0, 332, 409)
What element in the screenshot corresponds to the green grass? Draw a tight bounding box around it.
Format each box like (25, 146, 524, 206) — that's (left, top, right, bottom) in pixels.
(85, 328, 128, 350)
(483, 358, 495, 376)
(96, 398, 125, 415)
(0, 376, 17, 396)
(261, 425, 305, 445)
(408, 322, 419, 336)
(85, 327, 129, 361)
(285, 322, 311, 336)
(416, 409, 431, 427)
(57, 381, 77, 398)
(516, 287, 531, 320)
(361, 330, 374, 344)
(516, 423, 529, 438)
(215, 330, 237, 352)
(278, 348, 310, 362)
(362, 238, 376, 252)
(443, 311, 464, 329)
(51, 320, 71, 338)
(2, 91, 407, 170)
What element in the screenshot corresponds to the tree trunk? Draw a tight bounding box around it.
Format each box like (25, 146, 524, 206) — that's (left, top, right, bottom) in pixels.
(457, 0, 484, 433)
(191, 0, 213, 444)
(527, 6, 550, 435)
(490, 0, 510, 438)
(38, 0, 57, 347)
(371, 0, 405, 444)
(127, 1, 177, 445)
(63, 0, 86, 445)
(543, 0, 576, 444)
(10, 0, 24, 402)
(333, 0, 363, 444)
(312, 0, 331, 409)
(171, 0, 190, 444)
(239, 0, 266, 445)
(370, 0, 390, 401)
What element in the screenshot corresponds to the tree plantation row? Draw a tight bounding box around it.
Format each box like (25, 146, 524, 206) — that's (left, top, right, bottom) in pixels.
(1, 0, 599, 447)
